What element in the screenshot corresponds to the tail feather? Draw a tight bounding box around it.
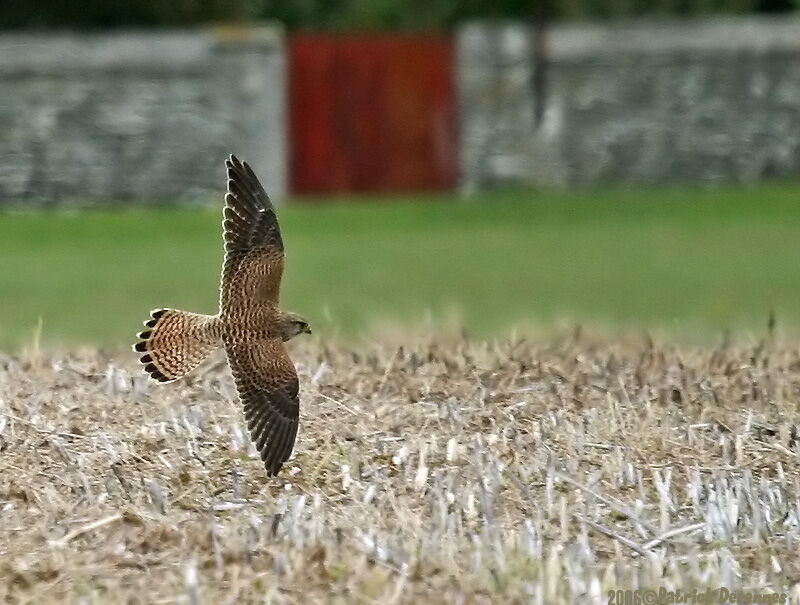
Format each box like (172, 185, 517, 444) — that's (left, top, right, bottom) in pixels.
(134, 309, 221, 382)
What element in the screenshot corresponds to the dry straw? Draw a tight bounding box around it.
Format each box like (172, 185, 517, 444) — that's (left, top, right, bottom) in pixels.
(0, 330, 798, 602)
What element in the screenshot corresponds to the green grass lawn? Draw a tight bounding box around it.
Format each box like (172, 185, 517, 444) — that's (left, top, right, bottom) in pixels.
(2, 184, 800, 350)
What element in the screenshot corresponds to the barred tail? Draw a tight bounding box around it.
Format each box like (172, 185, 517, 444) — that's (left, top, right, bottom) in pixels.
(133, 309, 221, 383)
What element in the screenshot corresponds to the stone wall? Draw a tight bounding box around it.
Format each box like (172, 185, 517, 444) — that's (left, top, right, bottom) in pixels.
(457, 17, 800, 190)
(4, 18, 800, 200)
(0, 26, 286, 202)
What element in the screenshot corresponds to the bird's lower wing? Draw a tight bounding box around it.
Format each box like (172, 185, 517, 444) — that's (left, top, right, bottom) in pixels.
(225, 338, 299, 476)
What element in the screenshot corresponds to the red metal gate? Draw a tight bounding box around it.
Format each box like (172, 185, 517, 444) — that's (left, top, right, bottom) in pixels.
(289, 34, 457, 194)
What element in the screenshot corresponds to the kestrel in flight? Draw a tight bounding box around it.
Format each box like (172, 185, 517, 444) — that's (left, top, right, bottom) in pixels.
(134, 154, 310, 476)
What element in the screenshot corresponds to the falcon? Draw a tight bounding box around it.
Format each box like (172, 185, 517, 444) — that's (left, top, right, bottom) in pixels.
(133, 154, 310, 476)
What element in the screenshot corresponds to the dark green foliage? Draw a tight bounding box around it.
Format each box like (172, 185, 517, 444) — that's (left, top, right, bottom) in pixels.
(1, 0, 796, 30)
(256, 0, 797, 30)
(1, 0, 251, 30)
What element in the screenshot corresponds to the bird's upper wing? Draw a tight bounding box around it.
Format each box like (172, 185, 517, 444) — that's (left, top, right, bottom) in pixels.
(226, 338, 300, 476)
(219, 154, 285, 312)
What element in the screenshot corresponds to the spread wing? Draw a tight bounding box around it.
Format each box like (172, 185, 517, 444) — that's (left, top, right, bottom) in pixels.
(220, 154, 285, 313)
(226, 338, 300, 476)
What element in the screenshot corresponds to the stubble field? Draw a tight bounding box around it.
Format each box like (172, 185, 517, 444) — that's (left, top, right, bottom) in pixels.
(1, 332, 799, 603)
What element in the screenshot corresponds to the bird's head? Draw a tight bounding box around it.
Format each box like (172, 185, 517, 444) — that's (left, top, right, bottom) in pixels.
(278, 311, 312, 341)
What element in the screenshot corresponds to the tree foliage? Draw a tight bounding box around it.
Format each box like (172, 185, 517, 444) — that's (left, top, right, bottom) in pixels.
(1, 0, 249, 29)
(2, 0, 796, 30)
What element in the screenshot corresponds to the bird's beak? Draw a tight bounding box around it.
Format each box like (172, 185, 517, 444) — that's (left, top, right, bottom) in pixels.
(304, 325, 312, 335)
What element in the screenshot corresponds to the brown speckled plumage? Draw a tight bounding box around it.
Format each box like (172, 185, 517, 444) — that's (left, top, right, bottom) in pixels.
(134, 154, 310, 476)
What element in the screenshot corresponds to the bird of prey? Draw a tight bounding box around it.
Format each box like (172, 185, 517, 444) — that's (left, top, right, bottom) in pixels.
(134, 154, 311, 476)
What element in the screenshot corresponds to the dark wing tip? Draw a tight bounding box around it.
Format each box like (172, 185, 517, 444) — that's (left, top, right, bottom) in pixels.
(239, 387, 299, 477)
(265, 457, 282, 477)
(219, 153, 284, 265)
(261, 419, 294, 476)
(226, 154, 247, 178)
(249, 409, 297, 476)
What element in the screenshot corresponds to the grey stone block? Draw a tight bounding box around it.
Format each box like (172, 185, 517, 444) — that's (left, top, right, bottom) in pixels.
(0, 25, 287, 203)
(457, 16, 800, 190)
